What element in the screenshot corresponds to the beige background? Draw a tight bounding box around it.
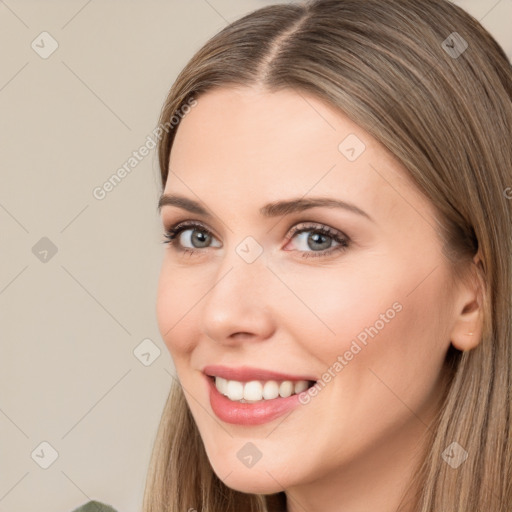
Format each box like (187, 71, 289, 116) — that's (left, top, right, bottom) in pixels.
(1, 1, 511, 511)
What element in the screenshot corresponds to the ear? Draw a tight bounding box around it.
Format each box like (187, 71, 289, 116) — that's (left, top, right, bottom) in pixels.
(449, 252, 485, 352)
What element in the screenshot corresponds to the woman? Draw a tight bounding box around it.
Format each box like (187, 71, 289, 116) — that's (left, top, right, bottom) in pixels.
(81, 0, 512, 511)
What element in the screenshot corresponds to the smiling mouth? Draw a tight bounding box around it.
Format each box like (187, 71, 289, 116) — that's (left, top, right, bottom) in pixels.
(209, 375, 316, 403)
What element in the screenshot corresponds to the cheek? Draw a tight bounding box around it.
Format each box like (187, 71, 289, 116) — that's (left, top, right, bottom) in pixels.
(289, 257, 450, 383)
(331, 265, 451, 411)
(156, 260, 200, 356)
(280, 261, 407, 352)
(275, 263, 451, 466)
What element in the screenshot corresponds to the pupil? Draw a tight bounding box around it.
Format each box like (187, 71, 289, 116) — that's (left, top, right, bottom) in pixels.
(193, 230, 209, 248)
(309, 232, 330, 250)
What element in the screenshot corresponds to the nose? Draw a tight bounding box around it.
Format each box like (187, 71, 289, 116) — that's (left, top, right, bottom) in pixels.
(198, 252, 276, 346)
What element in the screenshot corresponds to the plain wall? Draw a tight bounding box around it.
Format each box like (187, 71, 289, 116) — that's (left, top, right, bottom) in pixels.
(1, 1, 511, 511)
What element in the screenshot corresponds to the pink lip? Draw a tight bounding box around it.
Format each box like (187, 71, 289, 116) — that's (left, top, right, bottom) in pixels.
(202, 364, 317, 383)
(205, 374, 306, 425)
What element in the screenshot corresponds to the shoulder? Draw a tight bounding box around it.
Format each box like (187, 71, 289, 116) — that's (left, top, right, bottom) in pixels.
(70, 500, 119, 512)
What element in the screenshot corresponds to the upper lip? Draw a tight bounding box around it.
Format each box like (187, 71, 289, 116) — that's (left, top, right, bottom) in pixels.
(203, 365, 317, 382)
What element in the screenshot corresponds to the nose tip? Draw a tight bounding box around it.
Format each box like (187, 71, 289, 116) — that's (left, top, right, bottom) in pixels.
(198, 262, 276, 346)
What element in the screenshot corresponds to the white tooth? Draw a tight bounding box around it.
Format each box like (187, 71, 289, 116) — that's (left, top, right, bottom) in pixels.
(279, 380, 294, 398)
(243, 381, 263, 401)
(294, 380, 309, 394)
(218, 377, 310, 402)
(262, 380, 280, 400)
(215, 377, 228, 395)
(226, 380, 244, 401)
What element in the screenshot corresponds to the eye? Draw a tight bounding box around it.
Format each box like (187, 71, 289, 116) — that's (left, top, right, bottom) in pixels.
(162, 221, 221, 256)
(283, 222, 350, 259)
(162, 220, 350, 259)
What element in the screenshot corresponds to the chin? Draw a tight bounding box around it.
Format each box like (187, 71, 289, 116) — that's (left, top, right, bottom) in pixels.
(215, 470, 286, 495)
(202, 445, 289, 494)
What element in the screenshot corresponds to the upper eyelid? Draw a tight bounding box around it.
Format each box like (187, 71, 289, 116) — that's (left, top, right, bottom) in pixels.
(167, 219, 220, 239)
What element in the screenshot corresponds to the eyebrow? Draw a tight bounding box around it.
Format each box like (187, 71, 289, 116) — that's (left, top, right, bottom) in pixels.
(158, 193, 373, 222)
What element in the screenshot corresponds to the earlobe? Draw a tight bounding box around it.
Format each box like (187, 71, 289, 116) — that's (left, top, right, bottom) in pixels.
(449, 253, 485, 352)
(451, 306, 483, 351)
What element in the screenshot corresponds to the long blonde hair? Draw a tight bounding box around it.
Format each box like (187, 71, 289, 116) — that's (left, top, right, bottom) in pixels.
(143, 1, 512, 510)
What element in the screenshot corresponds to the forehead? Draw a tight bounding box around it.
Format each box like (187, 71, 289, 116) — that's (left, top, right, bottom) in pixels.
(165, 86, 435, 228)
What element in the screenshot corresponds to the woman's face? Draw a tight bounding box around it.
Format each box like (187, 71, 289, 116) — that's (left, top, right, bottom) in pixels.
(156, 86, 460, 494)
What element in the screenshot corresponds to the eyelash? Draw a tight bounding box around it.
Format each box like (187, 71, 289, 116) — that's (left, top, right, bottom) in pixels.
(162, 220, 350, 259)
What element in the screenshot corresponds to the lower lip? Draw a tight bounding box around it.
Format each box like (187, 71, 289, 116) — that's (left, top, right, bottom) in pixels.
(206, 375, 306, 426)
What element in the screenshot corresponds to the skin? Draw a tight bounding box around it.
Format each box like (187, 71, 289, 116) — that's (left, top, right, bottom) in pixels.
(156, 86, 483, 512)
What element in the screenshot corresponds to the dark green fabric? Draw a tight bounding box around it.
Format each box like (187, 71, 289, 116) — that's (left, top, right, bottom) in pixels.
(70, 500, 118, 512)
